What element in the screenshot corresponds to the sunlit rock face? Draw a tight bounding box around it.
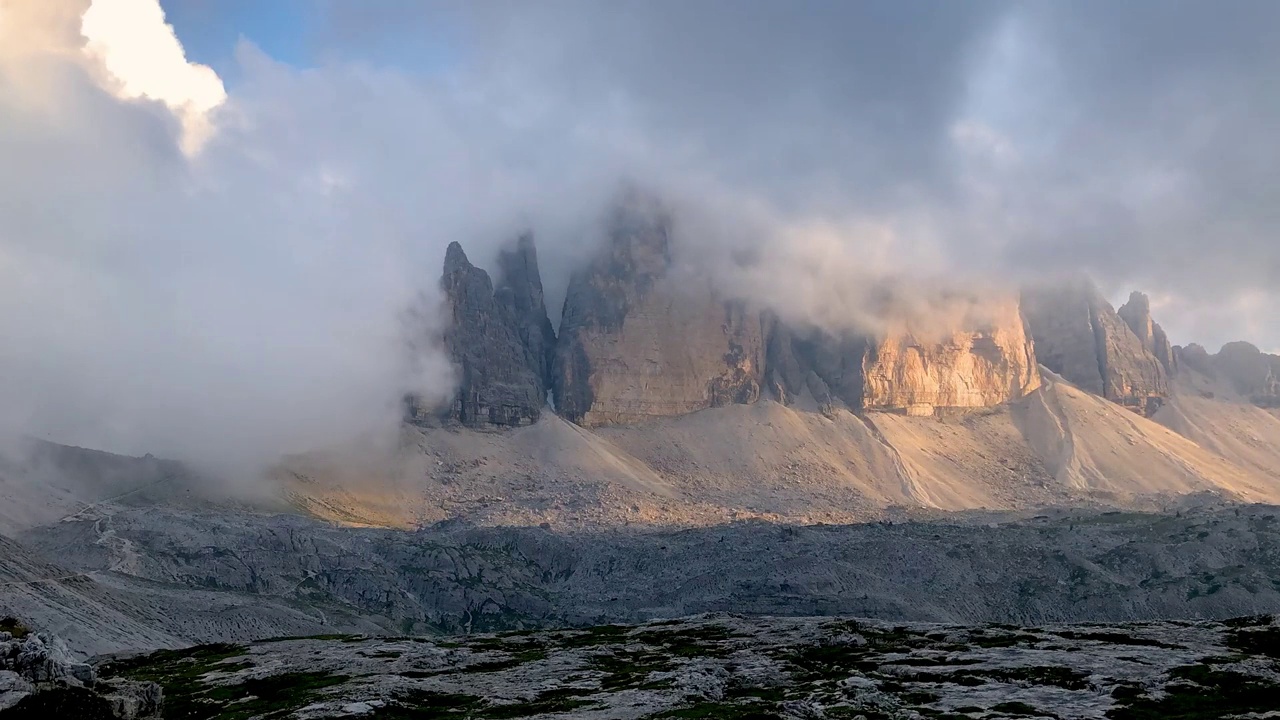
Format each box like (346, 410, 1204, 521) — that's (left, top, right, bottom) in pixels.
(1023, 281, 1169, 415)
(860, 299, 1041, 414)
(1118, 291, 1177, 376)
(765, 299, 1041, 416)
(552, 191, 764, 427)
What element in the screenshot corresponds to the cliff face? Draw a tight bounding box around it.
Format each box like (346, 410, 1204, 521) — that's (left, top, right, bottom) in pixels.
(765, 320, 870, 412)
(407, 241, 549, 429)
(861, 301, 1041, 414)
(495, 233, 557, 404)
(1118, 291, 1176, 375)
(1023, 282, 1169, 415)
(552, 193, 764, 426)
(765, 301, 1040, 416)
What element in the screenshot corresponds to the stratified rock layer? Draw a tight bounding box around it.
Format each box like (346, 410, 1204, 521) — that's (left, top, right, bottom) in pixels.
(553, 193, 764, 426)
(1023, 282, 1168, 415)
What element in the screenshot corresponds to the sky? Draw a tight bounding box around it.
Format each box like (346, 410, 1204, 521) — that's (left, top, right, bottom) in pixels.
(2, 0, 1279, 467)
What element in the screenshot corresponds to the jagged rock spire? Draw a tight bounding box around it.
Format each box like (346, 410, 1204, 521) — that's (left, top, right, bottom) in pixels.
(408, 239, 551, 429)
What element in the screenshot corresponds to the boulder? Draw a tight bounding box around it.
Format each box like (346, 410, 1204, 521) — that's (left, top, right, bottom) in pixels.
(553, 191, 764, 426)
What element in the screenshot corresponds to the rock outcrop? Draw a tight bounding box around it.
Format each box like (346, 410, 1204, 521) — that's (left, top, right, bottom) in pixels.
(0, 625, 161, 719)
(407, 241, 549, 429)
(1118, 291, 1176, 375)
(765, 300, 1040, 416)
(1022, 282, 1169, 415)
(764, 319, 870, 411)
(494, 233, 557, 404)
(861, 300, 1041, 414)
(552, 192, 764, 426)
(1178, 341, 1280, 407)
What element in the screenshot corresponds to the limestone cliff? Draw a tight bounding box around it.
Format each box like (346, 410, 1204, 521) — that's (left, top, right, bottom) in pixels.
(766, 300, 1040, 416)
(1118, 291, 1176, 375)
(552, 192, 764, 426)
(407, 241, 548, 429)
(1022, 282, 1168, 415)
(495, 232, 557, 403)
(764, 319, 869, 411)
(861, 300, 1041, 414)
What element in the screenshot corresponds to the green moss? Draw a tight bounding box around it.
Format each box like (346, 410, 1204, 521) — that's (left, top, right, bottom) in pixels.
(99, 643, 354, 720)
(1, 685, 116, 720)
(256, 633, 364, 643)
(478, 688, 599, 718)
(588, 648, 677, 690)
(1051, 630, 1183, 649)
(1107, 663, 1280, 719)
(631, 624, 742, 658)
(906, 666, 1090, 691)
(369, 690, 484, 719)
(0, 616, 30, 639)
(782, 641, 878, 681)
(643, 701, 785, 719)
(992, 701, 1056, 717)
(1225, 625, 1280, 659)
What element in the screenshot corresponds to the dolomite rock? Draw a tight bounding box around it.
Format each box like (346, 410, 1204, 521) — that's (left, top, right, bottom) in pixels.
(861, 300, 1041, 412)
(1118, 291, 1176, 374)
(409, 242, 547, 429)
(495, 233, 557, 403)
(765, 299, 1040, 414)
(764, 318, 868, 411)
(1190, 341, 1280, 407)
(1023, 282, 1168, 415)
(553, 192, 764, 426)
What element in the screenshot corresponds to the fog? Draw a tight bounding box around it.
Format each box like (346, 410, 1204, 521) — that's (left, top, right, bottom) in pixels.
(2, 0, 1279, 471)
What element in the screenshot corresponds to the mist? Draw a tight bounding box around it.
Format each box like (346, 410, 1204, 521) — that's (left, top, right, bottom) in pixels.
(3, 0, 1280, 471)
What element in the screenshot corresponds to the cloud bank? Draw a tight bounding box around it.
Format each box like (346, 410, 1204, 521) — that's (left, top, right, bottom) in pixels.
(2, 0, 1280, 470)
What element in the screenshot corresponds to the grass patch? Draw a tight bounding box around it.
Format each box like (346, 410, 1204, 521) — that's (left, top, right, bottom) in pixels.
(644, 701, 785, 719)
(99, 643, 354, 720)
(992, 701, 1057, 717)
(369, 690, 483, 719)
(1051, 630, 1184, 650)
(588, 648, 677, 690)
(1107, 663, 1280, 719)
(1225, 625, 1280, 659)
(479, 688, 599, 719)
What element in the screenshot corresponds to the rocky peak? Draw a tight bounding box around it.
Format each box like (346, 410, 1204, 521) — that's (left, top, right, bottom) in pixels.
(407, 240, 549, 429)
(1022, 281, 1168, 415)
(1211, 341, 1280, 407)
(1118, 291, 1176, 374)
(552, 191, 763, 426)
(494, 233, 557, 401)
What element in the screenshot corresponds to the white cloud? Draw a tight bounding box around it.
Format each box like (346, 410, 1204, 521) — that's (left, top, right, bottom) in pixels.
(79, 0, 226, 154)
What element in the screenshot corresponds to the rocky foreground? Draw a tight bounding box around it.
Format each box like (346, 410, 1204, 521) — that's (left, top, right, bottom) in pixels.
(6, 613, 1280, 719)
